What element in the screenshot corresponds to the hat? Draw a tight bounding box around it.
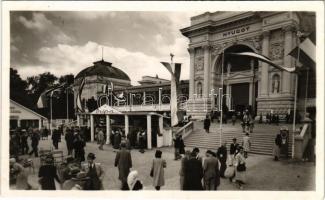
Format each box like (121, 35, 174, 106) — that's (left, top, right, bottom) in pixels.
(127, 170, 140, 190)
(72, 172, 89, 181)
(87, 153, 96, 160)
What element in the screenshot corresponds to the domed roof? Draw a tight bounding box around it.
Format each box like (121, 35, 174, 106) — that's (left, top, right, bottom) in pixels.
(75, 60, 130, 81)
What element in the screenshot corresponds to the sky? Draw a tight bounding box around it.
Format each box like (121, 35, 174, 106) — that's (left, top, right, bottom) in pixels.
(10, 11, 200, 85)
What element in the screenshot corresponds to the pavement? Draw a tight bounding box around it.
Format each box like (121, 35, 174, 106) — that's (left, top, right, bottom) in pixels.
(17, 137, 315, 191)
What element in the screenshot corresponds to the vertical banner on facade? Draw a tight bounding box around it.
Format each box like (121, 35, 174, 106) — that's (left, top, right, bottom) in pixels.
(161, 62, 182, 127)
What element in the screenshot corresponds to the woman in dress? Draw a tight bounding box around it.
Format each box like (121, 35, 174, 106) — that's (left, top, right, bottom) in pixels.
(151, 150, 166, 190)
(242, 133, 251, 158)
(38, 156, 61, 190)
(234, 146, 247, 190)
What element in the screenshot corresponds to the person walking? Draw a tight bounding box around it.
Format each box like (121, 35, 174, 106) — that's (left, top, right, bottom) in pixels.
(183, 151, 204, 190)
(52, 129, 60, 149)
(73, 134, 86, 163)
(20, 130, 29, 155)
(114, 141, 132, 190)
(216, 142, 228, 178)
(179, 150, 191, 190)
(65, 128, 75, 156)
(113, 130, 122, 150)
(81, 153, 105, 190)
(273, 133, 282, 161)
(29, 130, 40, 157)
(203, 150, 220, 190)
(97, 128, 105, 150)
(203, 115, 211, 133)
(231, 114, 237, 125)
(242, 133, 251, 158)
(229, 138, 239, 166)
(38, 156, 61, 190)
(173, 134, 181, 160)
(139, 130, 146, 153)
(234, 146, 247, 190)
(151, 150, 166, 190)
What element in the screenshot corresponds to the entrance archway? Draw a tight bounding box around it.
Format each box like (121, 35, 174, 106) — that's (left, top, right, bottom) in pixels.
(213, 44, 259, 115)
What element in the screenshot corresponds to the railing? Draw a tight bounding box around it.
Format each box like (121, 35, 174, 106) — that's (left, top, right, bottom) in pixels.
(113, 104, 170, 112)
(175, 121, 194, 140)
(294, 120, 312, 160)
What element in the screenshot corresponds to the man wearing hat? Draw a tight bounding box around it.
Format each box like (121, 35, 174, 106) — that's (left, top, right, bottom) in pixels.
(81, 153, 105, 190)
(203, 150, 220, 190)
(183, 151, 204, 190)
(115, 141, 132, 190)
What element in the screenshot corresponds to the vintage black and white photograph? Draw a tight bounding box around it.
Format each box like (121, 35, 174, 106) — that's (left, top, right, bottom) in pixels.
(2, 1, 324, 198)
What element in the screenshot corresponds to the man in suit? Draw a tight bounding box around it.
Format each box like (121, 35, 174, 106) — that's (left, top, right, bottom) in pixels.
(203, 150, 220, 190)
(183, 151, 204, 190)
(115, 141, 132, 190)
(216, 142, 228, 178)
(81, 153, 105, 190)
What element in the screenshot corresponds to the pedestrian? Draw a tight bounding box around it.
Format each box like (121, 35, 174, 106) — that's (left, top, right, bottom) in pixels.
(232, 114, 237, 125)
(139, 130, 146, 153)
(38, 156, 61, 190)
(29, 130, 40, 157)
(81, 153, 105, 190)
(203, 150, 220, 190)
(127, 170, 143, 190)
(234, 146, 247, 190)
(73, 134, 86, 163)
(179, 150, 191, 190)
(114, 141, 132, 190)
(113, 130, 121, 150)
(10, 158, 31, 190)
(52, 129, 60, 149)
(203, 115, 211, 133)
(173, 134, 181, 160)
(273, 133, 282, 161)
(242, 133, 251, 158)
(229, 138, 239, 166)
(216, 142, 227, 178)
(183, 151, 204, 190)
(150, 150, 166, 190)
(65, 128, 75, 156)
(20, 130, 29, 155)
(179, 136, 185, 156)
(97, 128, 105, 150)
(192, 147, 203, 163)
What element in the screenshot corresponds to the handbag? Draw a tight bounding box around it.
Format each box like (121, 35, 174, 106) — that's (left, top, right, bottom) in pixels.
(237, 163, 246, 172)
(224, 166, 235, 178)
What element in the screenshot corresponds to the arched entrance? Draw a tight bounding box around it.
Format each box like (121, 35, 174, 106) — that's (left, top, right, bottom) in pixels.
(213, 44, 259, 116)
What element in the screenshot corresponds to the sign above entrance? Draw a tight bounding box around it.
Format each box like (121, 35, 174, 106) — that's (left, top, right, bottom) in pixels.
(212, 23, 261, 41)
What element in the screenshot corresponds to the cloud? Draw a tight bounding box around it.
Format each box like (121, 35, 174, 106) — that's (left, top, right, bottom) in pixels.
(18, 12, 73, 44)
(21, 41, 189, 85)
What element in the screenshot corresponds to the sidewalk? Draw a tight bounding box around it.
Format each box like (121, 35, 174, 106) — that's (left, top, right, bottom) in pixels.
(22, 138, 315, 191)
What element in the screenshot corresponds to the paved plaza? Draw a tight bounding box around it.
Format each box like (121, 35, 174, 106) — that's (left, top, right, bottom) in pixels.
(21, 131, 315, 191)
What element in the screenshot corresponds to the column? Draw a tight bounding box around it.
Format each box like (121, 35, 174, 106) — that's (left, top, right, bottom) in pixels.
(260, 31, 270, 96)
(158, 88, 162, 107)
(17, 119, 21, 128)
(125, 115, 129, 136)
(227, 62, 231, 77)
(146, 115, 152, 149)
(282, 25, 294, 95)
(77, 114, 80, 127)
(188, 48, 195, 99)
(226, 84, 231, 108)
(143, 91, 146, 105)
(249, 82, 253, 105)
(203, 45, 211, 98)
(106, 115, 111, 144)
(39, 119, 42, 129)
(90, 115, 94, 142)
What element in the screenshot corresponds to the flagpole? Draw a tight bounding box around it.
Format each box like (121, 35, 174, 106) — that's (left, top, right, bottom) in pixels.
(66, 87, 69, 123)
(50, 91, 53, 136)
(220, 49, 224, 145)
(292, 31, 302, 158)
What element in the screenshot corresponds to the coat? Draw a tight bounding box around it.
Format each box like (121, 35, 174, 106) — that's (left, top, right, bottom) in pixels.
(81, 162, 105, 190)
(203, 156, 219, 180)
(65, 132, 75, 149)
(183, 157, 203, 190)
(204, 118, 211, 130)
(114, 149, 132, 182)
(151, 158, 166, 187)
(38, 165, 60, 190)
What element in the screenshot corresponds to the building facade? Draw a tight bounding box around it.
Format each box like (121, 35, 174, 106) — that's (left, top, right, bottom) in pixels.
(181, 11, 315, 119)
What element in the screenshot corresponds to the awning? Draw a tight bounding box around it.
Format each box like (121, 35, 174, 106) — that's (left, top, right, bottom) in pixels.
(91, 104, 123, 115)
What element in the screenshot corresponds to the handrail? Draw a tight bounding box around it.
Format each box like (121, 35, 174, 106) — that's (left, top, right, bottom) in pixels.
(175, 121, 194, 140)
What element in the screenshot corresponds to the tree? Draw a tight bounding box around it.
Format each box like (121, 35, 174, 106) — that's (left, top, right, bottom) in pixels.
(10, 68, 33, 108)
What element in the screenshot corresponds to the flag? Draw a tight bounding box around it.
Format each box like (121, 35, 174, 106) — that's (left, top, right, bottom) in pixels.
(228, 52, 296, 73)
(37, 84, 65, 108)
(289, 31, 315, 70)
(76, 77, 85, 112)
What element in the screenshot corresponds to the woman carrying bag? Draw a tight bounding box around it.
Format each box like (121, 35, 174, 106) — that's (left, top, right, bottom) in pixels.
(234, 146, 247, 190)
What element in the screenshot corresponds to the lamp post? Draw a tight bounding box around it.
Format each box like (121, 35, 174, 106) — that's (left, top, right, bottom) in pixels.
(219, 49, 225, 145)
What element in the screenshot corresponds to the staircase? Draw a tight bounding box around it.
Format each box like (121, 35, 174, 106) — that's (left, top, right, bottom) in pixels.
(184, 121, 295, 156)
